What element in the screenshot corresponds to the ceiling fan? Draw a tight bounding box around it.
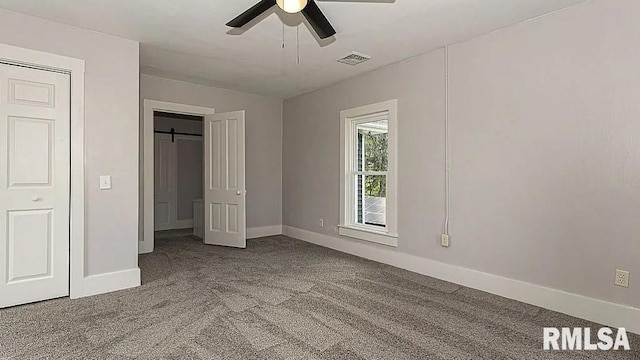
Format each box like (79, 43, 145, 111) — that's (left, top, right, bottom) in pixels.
(226, 0, 388, 39)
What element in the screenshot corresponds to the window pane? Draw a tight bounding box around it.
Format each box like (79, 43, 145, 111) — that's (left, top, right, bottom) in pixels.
(355, 174, 364, 224)
(357, 120, 388, 171)
(356, 132, 364, 172)
(358, 175, 386, 227)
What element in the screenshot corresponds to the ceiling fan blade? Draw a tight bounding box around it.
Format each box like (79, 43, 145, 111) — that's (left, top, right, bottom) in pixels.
(226, 0, 276, 28)
(301, 0, 336, 39)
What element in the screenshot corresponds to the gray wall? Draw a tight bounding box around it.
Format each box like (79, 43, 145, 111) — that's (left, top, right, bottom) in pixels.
(283, 0, 640, 308)
(141, 74, 283, 233)
(0, 9, 140, 276)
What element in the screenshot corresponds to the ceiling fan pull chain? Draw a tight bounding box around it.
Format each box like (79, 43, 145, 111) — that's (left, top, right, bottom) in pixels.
(297, 19, 300, 65)
(282, 23, 285, 49)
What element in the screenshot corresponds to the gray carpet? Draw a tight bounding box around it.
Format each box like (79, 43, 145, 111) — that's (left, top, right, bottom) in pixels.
(1, 233, 638, 359)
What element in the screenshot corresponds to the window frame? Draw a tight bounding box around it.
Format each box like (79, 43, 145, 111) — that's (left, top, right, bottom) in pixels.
(339, 99, 398, 247)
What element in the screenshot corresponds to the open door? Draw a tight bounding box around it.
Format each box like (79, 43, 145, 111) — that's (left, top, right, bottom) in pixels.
(204, 111, 246, 248)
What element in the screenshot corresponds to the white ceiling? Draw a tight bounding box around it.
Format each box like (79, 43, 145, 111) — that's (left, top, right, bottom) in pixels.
(0, 0, 586, 98)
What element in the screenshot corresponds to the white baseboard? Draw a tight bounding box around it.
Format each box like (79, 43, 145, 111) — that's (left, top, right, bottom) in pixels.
(282, 226, 640, 335)
(81, 268, 141, 298)
(174, 219, 194, 229)
(138, 240, 153, 255)
(247, 225, 283, 239)
(156, 220, 193, 231)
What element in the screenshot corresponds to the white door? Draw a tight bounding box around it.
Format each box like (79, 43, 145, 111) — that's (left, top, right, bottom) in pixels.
(0, 64, 70, 308)
(204, 111, 246, 248)
(154, 133, 175, 231)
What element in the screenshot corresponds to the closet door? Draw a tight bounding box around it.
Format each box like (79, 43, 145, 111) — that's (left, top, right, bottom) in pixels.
(0, 64, 70, 308)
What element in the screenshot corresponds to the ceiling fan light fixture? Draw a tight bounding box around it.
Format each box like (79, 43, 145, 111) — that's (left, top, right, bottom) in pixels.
(276, 0, 308, 13)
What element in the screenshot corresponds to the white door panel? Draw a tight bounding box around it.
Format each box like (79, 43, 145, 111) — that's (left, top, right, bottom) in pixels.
(204, 111, 246, 248)
(0, 64, 70, 308)
(154, 134, 175, 230)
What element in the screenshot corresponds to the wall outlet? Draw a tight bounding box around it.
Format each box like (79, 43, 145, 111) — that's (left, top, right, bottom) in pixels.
(441, 234, 450, 247)
(319, 218, 324, 227)
(615, 269, 630, 288)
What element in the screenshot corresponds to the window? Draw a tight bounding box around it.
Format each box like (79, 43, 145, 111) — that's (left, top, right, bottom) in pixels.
(339, 100, 397, 247)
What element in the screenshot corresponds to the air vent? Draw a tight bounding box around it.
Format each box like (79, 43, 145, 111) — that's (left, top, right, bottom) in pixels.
(337, 52, 371, 66)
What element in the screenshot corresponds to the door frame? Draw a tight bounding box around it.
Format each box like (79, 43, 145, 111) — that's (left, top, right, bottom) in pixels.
(141, 100, 214, 254)
(0, 43, 86, 299)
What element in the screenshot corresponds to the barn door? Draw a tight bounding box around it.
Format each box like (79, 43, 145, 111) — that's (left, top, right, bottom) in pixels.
(154, 133, 175, 231)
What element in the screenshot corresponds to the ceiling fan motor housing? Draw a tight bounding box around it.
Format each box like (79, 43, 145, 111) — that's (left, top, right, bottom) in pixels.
(276, 0, 308, 13)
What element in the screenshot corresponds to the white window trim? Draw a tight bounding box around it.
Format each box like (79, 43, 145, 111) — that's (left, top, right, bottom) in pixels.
(339, 99, 398, 247)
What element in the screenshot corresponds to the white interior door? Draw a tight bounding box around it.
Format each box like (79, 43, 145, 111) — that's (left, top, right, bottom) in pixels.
(154, 133, 176, 231)
(0, 64, 70, 308)
(204, 111, 246, 248)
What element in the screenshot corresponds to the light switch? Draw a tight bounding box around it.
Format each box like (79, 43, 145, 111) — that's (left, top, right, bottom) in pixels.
(99, 175, 112, 190)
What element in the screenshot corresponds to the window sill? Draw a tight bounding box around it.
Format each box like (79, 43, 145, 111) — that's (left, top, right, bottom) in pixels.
(338, 225, 398, 247)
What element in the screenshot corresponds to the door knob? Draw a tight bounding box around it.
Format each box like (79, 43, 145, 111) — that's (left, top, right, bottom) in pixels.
(236, 191, 241, 195)
(31, 196, 42, 202)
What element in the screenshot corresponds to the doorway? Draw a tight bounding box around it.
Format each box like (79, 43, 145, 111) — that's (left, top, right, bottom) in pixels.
(141, 100, 247, 254)
(153, 111, 204, 232)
